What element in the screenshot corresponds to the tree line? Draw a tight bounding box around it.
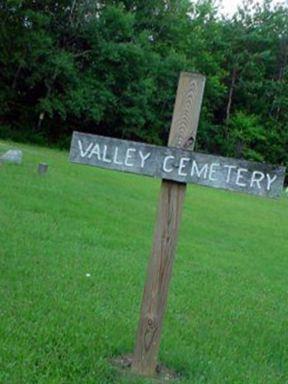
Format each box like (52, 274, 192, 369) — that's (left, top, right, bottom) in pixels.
(0, 0, 287, 171)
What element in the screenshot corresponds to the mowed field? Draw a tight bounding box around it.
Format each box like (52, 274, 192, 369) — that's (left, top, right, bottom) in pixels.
(0, 140, 288, 384)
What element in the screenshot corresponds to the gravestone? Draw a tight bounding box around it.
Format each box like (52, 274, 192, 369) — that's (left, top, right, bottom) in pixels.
(38, 163, 48, 175)
(1, 149, 23, 164)
(69, 72, 286, 377)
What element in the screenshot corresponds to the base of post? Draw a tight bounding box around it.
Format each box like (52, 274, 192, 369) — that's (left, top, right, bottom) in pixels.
(110, 354, 181, 382)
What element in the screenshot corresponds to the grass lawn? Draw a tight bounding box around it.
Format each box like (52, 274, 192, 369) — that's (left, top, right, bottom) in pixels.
(0, 139, 288, 384)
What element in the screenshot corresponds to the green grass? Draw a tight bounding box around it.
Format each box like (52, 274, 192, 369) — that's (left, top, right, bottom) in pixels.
(0, 139, 288, 384)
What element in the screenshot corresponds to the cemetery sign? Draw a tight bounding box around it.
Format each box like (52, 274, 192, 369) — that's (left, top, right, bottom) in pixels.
(69, 72, 286, 378)
(70, 132, 285, 198)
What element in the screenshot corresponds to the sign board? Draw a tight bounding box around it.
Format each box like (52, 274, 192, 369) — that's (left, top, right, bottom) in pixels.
(70, 131, 286, 198)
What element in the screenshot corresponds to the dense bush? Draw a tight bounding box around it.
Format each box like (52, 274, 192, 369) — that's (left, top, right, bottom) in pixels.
(0, 0, 287, 172)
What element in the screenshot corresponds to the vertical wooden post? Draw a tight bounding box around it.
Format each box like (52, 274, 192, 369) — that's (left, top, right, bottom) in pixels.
(132, 72, 206, 376)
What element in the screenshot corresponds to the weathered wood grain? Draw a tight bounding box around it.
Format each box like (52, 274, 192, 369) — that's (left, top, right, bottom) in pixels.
(69, 132, 285, 198)
(168, 72, 206, 149)
(131, 72, 206, 376)
(132, 180, 186, 376)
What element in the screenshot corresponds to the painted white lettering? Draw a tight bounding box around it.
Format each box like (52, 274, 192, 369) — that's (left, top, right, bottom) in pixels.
(266, 174, 277, 191)
(236, 168, 248, 187)
(191, 161, 208, 178)
(163, 156, 174, 173)
(113, 147, 123, 165)
(224, 165, 237, 183)
(209, 163, 220, 181)
(139, 151, 151, 168)
(250, 171, 265, 189)
(78, 140, 93, 158)
(178, 157, 190, 176)
(102, 145, 111, 163)
(125, 148, 136, 167)
(88, 143, 100, 159)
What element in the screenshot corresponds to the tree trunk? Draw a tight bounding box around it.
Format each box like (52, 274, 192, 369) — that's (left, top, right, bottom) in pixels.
(225, 67, 237, 125)
(275, 38, 288, 119)
(69, 0, 77, 24)
(37, 71, 57, 130)
(12, 63, 23, 90)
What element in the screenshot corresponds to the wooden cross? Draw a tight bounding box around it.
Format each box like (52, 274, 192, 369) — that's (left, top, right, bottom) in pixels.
(69, 72, 285, 377)
(131, 73, 205, 377)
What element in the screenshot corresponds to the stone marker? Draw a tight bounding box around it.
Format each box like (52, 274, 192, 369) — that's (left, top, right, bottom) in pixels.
(38, 163, 48, 175)
(1, 149, 23, 164)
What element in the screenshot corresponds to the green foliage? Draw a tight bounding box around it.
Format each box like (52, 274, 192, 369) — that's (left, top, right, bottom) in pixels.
(227, 112, 265, 161)
(0, 0, 287, 172)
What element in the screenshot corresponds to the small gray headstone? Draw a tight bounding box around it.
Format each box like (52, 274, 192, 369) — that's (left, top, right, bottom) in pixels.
(38, 163, 48, 175)
(1, 149, 23, 164)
